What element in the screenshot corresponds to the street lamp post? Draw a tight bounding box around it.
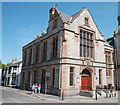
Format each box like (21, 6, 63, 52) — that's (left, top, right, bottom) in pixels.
(45, 74, 47, 94)
(95, 87, 98, 100)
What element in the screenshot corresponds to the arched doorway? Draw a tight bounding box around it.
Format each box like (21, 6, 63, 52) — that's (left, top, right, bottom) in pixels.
(81, 69, 92, 91)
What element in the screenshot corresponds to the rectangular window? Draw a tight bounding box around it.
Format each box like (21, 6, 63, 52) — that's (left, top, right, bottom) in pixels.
(83, 31, 86, 38)
(85, 17, 89, 25)
(42, 41, 47, 61)
(69, 67, 74, 86)
(87, 46, 89, 57)
(22, 72, 25, 84)
(80, 30, 93, 58)
(106, 55, 107, 63)
(23, 50, 27, 65)
(52, 36, 58, 59)
(106, 68, 111, 77)
(83, 38, 86, 45)
(109, 69, 111, 77)
(34, 70, 38, 84)
(87, 39, 89, 45)
(99, 69, 102, 85)
(41, 69, 46, 87)
(90, 47, 93, 58)
(80, 31, 82, 37)
(80, 38, 83, 44)
(28, 71, 30, 84)
(108, 56, 111, 64)
(87, 33, 89, 39)
(29, 48, 32, 65)
(105, 51, 112, 77)
(7, 77, 10, 85)
(83, 46, 86, 57)
(55, 37, 58, 57)
(8, 67, 11, 74)
(37, 45, 40, 63)
(52, 68, 55, 86)
(80, 45, 82, 57)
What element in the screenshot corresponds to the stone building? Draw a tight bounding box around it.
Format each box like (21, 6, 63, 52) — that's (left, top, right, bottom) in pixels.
(21, 7, 115, 96)
(114, 15, 120, 90)
(2, 59, 22, 87)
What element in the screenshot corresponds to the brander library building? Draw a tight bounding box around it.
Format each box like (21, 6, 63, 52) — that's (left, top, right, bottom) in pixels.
(21, 6, 115, 97)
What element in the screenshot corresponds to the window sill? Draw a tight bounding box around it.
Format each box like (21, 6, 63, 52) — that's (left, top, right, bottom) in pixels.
(80, 56, 94, 60)
(84, 24, 90, 27)
(106, 76, 112, 78)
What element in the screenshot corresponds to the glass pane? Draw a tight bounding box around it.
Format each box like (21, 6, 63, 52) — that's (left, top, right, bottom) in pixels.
(80, 45, 82, 57)
(80, 31, 82, 37)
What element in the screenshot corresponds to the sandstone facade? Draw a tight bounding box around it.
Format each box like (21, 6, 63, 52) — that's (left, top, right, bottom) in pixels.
(21, 7, 115, 96)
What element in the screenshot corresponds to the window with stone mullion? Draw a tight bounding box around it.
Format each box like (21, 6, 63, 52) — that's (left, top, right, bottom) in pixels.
(43, 42, 47, 61)
(80, 30, 93, 58)
(55, 37, 58, 58)
(52, 38, 55, 58)
(70, 67, 74, 86)
(29, 48, 32, 64)
(52, 37, 58, 59)
(35, 45, 39, 63)
(24, 51, 27, 65)
(83, 32, 86, 58)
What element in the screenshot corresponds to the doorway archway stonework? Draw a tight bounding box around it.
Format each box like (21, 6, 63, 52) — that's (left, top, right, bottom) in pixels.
(80, 68, 93, 91)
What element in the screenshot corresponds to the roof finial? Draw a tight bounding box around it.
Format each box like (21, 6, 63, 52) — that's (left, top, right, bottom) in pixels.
(55, 4, 58, 10)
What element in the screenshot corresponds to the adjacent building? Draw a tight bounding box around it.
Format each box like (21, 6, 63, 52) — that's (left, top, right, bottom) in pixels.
(0, 69, 1, 86)
(0, 61, 2, 85)
(21, 7, 115, 96)
(2, 58, 22, 87)
(114, 15, 120, 90)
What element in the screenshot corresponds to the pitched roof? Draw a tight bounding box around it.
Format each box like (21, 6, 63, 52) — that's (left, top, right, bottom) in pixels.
(107, 37, 114, 46)
(56, 7, 101, 34)
(57, 10, 72, 23)
(56, 9, 84, 23)
(71, 10, 83, 22)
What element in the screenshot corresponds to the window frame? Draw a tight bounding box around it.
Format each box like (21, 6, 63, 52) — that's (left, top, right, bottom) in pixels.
(69, 67, 74, 86)
(80, 29, 94, 59)
(51, 35, 58, 59)
(85, 17, 89, 26)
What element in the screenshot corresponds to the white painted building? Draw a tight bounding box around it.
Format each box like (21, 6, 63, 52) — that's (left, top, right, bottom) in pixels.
(2, 59, 22, 87)
(0, 69, 2, 86)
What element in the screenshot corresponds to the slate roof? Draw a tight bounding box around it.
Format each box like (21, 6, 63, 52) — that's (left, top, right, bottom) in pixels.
(56, 7, 102, 34)
(57, 9, 83, 23)
(107, 37, 114, 47)
(71, 10, 83, 22)
(58, 11, 72, 23)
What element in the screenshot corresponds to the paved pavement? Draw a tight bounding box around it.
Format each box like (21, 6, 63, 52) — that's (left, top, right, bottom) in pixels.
(1, 86, 119, 103)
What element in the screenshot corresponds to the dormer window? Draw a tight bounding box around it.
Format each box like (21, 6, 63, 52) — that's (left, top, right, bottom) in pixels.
(52, 17, 58, 29)
(85, 17, 89, 26)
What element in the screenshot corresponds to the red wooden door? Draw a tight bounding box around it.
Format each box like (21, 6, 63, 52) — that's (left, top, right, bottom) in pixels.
(81, 75, 90, 90)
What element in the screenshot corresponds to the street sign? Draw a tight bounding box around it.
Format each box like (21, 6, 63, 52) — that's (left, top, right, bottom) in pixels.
(46, 72, 50, 77)
(96, 77, 98, 80)
(76, 77, 79, 83)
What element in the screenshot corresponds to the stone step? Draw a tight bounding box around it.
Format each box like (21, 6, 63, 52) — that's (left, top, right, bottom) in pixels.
(79, 91, 93, 97)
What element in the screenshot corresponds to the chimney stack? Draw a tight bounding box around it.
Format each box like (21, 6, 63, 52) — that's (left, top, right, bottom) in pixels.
(55, 4, 58, 10)
(12, 58, 17, 64)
